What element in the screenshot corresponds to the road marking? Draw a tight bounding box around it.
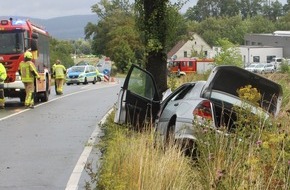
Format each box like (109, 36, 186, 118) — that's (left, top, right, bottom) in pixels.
(65, 108, 114, 190)
(0, 83, 118, 189)
(0, 84, 118, 122)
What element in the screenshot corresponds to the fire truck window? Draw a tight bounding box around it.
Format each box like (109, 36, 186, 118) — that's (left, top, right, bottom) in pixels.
(189, 62, 193, 67)
(0, 31, 24, 54)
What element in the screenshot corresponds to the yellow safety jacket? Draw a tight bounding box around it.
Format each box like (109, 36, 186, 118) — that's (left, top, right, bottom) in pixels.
(54, 64, 66, 79)
(0, 63, 7, 84)
(19, 61, 40, 83)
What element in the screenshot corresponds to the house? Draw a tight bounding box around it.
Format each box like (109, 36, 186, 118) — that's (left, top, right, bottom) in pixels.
(167, 33, 214, 60)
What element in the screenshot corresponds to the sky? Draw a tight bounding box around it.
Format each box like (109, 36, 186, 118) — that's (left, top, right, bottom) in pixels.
(0, 0, 287, 20)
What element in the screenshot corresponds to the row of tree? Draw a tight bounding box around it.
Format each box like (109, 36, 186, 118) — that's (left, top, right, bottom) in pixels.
(185, 0, 290, 22)
(82, 0, 290, 98)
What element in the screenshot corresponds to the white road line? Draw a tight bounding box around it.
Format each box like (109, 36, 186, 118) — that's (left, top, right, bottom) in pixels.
(0, 83, 118, 189)
(65, 108, 114, 190)
(0, 84, 118, 122)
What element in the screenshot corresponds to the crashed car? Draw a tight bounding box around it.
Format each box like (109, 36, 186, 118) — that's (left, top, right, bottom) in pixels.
(114, 64, 283, 144)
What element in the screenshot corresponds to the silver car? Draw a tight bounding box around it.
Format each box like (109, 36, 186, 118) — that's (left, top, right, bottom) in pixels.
(244, 63, 258, 72)
(114, 65, 282, 145)
(253, 63, 276, 74)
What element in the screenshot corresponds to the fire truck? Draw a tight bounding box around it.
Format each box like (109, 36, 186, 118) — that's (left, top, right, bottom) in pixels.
(0, 18, 51, 102)
(168, 57, 215, 75)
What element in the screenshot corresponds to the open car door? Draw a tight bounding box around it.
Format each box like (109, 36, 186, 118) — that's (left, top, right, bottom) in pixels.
(114, 64, 160, 129)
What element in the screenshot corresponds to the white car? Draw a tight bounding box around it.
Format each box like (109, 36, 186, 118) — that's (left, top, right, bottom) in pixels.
(253, 63, 276, 74)
(244, 63, 258, 72)
(114, 65, 283, 146)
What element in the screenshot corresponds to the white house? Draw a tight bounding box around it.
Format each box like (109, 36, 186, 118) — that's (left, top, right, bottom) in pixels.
(167, 33, 214, 60)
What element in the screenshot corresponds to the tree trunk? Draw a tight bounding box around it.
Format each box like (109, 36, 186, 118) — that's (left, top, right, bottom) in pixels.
(146, 52, 168, 99)
(143, 0, 169, 99)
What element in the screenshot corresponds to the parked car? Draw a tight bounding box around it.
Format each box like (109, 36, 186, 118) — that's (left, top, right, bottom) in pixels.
(253, 63, 276, 74)
(244, 63, 258, 72)
(114, 64, 282, 146)
(66, 65, 97, 85)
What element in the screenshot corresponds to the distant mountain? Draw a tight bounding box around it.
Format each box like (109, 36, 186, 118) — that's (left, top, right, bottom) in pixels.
(0, 15, 99, 40)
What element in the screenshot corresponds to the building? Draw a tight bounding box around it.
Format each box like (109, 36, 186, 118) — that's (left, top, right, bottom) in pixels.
(245, 31, 290, 58)
(167, 33, 214, 60)
(239, 46, 283, 67)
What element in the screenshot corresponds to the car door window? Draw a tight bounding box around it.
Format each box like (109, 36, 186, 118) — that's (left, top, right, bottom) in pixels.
(127, 67, 156, 100)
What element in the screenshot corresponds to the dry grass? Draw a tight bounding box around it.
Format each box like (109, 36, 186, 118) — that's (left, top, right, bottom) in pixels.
(90, 117, 198, 190)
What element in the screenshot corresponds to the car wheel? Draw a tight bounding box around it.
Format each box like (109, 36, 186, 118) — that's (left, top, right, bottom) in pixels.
(97, 76, 101, 82)
(166, 121, 176, 147)
(66, 83, 70, 86)
(83, 77, 88, 84)
(92, 77, 96, 84)
(77, 82, 80, 85)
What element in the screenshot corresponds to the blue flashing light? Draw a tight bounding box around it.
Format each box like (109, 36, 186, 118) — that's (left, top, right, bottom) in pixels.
(12, 20, 26, 26)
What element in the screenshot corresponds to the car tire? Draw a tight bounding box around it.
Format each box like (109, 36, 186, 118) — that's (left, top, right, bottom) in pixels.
(97, 76, 101, 82)
(66, 83, 70, 86)
(83, 77, 88, 85)
(166, 121, 176, 147)
(92, 77, 96, 84)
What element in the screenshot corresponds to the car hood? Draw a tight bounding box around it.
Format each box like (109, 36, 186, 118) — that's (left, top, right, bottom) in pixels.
(202, 66, 283, 117)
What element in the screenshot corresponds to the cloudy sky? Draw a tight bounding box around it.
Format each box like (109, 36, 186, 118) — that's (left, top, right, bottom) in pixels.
(0, 0, 287, 19)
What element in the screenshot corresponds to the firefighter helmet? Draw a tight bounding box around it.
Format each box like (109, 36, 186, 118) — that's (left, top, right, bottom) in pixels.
(24, 51, 33, 59)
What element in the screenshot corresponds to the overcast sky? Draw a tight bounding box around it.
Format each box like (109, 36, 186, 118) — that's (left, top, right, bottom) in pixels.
(0, 0, 287, 20)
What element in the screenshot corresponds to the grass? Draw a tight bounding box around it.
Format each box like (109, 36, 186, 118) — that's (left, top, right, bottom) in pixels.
(85, 72, 290, 190)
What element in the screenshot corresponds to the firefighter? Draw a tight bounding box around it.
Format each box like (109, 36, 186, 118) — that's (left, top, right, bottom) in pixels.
(51, 60, 57, 93)
(18, 51, 40, 109)
(54, 60, 66, 95)
(0, 62, 7, 109)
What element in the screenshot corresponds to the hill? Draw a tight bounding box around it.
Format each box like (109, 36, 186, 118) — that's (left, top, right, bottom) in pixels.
(0, 15, 98, 40)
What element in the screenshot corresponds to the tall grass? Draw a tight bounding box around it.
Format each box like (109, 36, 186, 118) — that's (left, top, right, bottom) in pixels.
(86, 114, 199, 190)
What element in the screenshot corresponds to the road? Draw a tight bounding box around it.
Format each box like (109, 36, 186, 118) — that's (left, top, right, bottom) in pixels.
(0, 81, 121, 190)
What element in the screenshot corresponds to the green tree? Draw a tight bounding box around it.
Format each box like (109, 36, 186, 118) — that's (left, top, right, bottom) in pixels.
(50, 38, 74, 68)
(262, 1, 283, 21)
(214, 38, 243, 67)
(85, 0, 143, 72)
(240, 0, 263, 19)
(135, 0, 169, 97)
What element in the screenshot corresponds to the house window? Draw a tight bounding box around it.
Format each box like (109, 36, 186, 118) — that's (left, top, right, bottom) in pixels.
(251, 42, 256, 45)
(253, 56, 260, 63)
(184, 51, 187, 57)
(204, 51, 208, 57)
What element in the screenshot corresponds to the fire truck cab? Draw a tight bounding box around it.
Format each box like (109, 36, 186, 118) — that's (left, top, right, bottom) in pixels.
(0, 18, 51, 102)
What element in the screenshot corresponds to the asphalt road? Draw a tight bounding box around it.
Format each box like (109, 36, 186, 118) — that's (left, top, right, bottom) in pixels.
(0, 81, 121, 190)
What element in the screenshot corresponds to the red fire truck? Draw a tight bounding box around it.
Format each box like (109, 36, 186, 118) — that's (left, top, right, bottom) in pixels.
(0, 18, 51, 102)
(168, 57, 215, 75)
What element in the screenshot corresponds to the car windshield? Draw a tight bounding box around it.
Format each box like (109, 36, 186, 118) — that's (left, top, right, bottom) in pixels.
(71, 66, 85, 72)
(0, 31, 25, 54)
(256, 64, 265, 68)
(248, 64, 257, 68)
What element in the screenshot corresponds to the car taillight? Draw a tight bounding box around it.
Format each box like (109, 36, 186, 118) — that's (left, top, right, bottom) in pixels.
(193, 100, 213, 120)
